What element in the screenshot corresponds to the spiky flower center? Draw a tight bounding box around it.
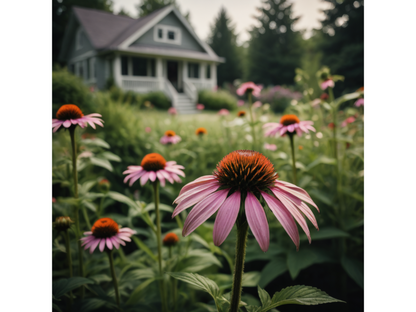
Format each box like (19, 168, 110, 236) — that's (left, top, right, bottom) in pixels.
(141, 153, 166, 171)
(280, 114, 300, 126)
(214, 150, 277, 192)
(195, 127, 207, 135)
(163, 232, 179, 246)
(165, 130, 176, 137)
(92, 218, 119, 238)
(56, 104, 84, 120)
(237, 111, 246, 117)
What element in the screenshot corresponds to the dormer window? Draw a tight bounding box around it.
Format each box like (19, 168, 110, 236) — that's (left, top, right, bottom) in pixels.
(154, 25, 181, 45)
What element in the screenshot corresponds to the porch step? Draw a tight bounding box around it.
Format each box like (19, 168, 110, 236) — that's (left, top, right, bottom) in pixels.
(175, 93, 197, 114)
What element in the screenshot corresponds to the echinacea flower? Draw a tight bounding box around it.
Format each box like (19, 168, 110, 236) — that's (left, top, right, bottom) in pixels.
(195, 127, 207, 136)
(52, 104, 104, 133)
(81, 218, 136, 254)
(355, 98, 364, 107)
(123, 153, 185, 187)
(237, 100, 245, 107)
(264, 143, 277, 151)
(196, 104, 205, 110)
(320, 79, 335, 90)
(160, 130, 181, 145)
(341, 116, 356, 127)
(172, 150, 319, 251)
(218, 109, 230, 116)
(263, 114, 316, 137)
(168, 107, 177, 115)
(237, 111, 246, 117)
(236, 82, 262, 97)
(163, 232, 179, 247)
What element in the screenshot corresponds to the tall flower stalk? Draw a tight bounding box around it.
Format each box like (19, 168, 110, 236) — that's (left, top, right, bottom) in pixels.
(288, 133, 297, 184)
(107, 250, 120, 308)
(247, 92, 257, 150)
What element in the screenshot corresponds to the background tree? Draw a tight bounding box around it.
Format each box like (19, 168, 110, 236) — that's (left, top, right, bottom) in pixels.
(318, 0, 364, 93)
(53, 0, 113, 66)
(247, 0, 303, 86)
(136, 0, 191, 22)
(207, 7, 242, 87)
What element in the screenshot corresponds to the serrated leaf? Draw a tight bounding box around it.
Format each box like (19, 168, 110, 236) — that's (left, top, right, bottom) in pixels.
(167, 272, 220, 299)
(258, 286, 271, 307)
(108, 191, 139, 209)
(341, 257, 363, 288)
(53, 277, 94, 298)
(242, 271, 261, 287)
(90, 157, 113, 172)
(259, 257, 287, 288)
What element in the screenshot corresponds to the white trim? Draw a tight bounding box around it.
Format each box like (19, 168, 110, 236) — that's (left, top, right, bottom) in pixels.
(153, 24, 182, 45)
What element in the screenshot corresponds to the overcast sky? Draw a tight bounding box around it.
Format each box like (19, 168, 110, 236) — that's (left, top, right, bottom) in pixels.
(112, 0, 332, 43)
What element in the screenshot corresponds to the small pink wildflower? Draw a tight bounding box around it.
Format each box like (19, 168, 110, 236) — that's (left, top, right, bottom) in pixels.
(160, 130, 181, 145)
(264, 143, 277, 151)
(321, 79, 335, 90)
(236, 82, 262, 97)
(263, 114, 315, 137)
(168, 107, 177, 115)
(218, 109, 230, 116)
(341, 116, 356, 127)
(253, 101, 262, 108)
(196, 104, 205, 110)
(237, 100, 245, 107)
(145, 127, 151, 133)
(355, 98, 364, 107)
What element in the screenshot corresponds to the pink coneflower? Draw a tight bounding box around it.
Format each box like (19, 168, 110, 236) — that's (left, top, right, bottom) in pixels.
(123, 153, 185, 187)
(195, 127, 207, 136)
(218, 109, 230, 116)
(263, 114, 316, 137)
(196, 104, 205, 110)
(341, 116, 356, 127)
(173, 151, 319, 251)
(52, 104, 104, 133)
(253, 101, 262, 108)
(145, 127, 151, 133)
(237, 100, 245, 107)
(236, 82, 262, 97)
(355, 98, 364, 107)
(81, 218, 136, 254)
(264, 143, 277, 151)
(321, 79, 335, 90)
(160, 130, 181, 145)
(168, 107, 177, 115)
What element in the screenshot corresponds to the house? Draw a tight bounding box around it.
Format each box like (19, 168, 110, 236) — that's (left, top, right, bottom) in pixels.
(59, 5, 225, 114)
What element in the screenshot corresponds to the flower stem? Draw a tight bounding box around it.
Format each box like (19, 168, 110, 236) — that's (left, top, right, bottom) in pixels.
(63, 230, 73, 307)
(288, 134, 297, 185)
(107, 250, 120, 308)
(229, 215, 249, 312)
(153, 181, 168, 312)
(248, 92, 257, 150)
(69, 128, 84, 298)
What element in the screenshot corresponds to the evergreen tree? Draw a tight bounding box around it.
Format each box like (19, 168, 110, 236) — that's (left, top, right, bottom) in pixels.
(117, 8, 132, 17)
(53, 0, 113, 66)
(136, 0, 191, 23)
(207, 7, 242, 87)
(247, 0, 303, 86)
(318, 0, 364, 92)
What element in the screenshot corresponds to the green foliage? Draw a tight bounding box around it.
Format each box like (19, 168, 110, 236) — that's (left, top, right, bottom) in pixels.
(207, 7, 242, 86)
(107, 86, 171, 109)
(198, 89, 237, 111)
(52, 68, 93, 116)
(53, 277, 94, 298)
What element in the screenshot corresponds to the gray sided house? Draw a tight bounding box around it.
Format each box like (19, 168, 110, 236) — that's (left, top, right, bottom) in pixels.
(59, 5, 225, 113)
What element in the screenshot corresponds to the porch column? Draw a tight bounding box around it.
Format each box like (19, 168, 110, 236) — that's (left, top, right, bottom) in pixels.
(113, 54, 122, 88)
(200, 62, 206, 88)
(211, 63, 217, 90)
(156, 58, 163, 90)
(182, 61, 188, 82)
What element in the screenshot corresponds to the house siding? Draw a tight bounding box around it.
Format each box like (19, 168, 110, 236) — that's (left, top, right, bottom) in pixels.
(68, 27, 96, 60)
(129, 12, 205, 53)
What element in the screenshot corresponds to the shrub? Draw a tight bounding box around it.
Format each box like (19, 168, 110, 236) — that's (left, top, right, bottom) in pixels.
(52, 68, 93, 116)
(142, 91, 171, 110)
(198, 89, 237, 111)
(107, 88, 170, 110)
(258, 86, 303, 113)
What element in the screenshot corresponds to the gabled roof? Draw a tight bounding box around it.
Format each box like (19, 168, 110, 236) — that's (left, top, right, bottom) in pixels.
(60, 5, 224, 63)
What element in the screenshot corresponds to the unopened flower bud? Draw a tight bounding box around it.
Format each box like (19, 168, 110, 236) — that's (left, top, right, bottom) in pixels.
(53, 216, 74, 231)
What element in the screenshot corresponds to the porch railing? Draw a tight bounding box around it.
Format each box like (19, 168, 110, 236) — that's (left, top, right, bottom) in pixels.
(121, 76, 160, 93)
(183, 79, 198, 104)
(164, 79, 178, 108)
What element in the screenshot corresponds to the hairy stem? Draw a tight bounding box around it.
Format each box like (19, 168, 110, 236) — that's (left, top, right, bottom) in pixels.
(63, 230, 73, 307)
(107, 250, 120, 308)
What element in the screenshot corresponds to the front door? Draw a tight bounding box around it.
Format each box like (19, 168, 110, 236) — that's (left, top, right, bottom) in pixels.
(167, 61, 179, 91)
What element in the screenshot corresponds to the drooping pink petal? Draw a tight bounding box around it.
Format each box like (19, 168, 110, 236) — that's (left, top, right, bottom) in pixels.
(213, 191, 241, 246)
(245, 192, 269, 252)
(111, 236, 120, 249)
(106, 237, 113, 250)
(287, 124, 295, 132)
(118, 235, 132, 242)
(174, 180, 220, 204)
(172, 183, 220, 217)
(260, 191, 300, 249)
(124, 170, 146, 185)
(156, 171, 166, 187)
(83, 231, 93, 235)
(140, 171, 151, 186)
(170, 173, 182, 183)
(182, 189, 229, 236)
(119, 228, 136, 234)
(99, 239, 106, 252)
(280, 126, 288, 136)
(53, 124, 62, 133)
(164, 167, 185, 177)
(149, 171, 157, 182)
(275, 180, 319, 212)
(178, 175, 217, 196)
(159, 170, 174, 183)
(88, 238, 101, 254)
(63, 120, 72, 128)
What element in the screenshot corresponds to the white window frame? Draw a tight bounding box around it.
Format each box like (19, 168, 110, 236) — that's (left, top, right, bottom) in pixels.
(76, 28, 83, 50)
(153, 24, 182, 45)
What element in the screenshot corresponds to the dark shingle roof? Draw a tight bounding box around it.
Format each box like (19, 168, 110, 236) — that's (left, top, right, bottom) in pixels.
(73, 6, 168, 50)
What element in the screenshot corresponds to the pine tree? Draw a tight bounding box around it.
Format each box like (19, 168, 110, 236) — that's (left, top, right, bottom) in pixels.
(318, 0, 364, 92)
(136, 0, 191, 23)
(207, 7, 242, 87)
(247, 0, 303, 86)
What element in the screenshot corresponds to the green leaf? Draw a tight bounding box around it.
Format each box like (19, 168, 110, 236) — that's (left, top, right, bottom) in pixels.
(308, 189, 332, 206)
(81, 138, 110, 149)
(144, 202, 173, 213)
(242, 271, 261, 287)
(79, 298, 118, 312)
(177, 249, 222, 272)
(90, 157, 113, 172)
(89, 274, 112, 284)
(167, 272, 220, 299)
(258, 285, 272, 307)
(53, 277, 94, 298)
(79, 180, 96, 194)
(108, 191, 139, 209)
(259, 257, 287, 288)
(52, 303, 63, 312)
(132, 236, 157, 261)
(126, 278, 156, 306)
(300, 227, 350, 241)
(333, 92, 360, 108)
(341, 257, 363, 288)
(100, 151, 121, 162)
(305, 156, 336, 171)
(287, 247, 334, 279)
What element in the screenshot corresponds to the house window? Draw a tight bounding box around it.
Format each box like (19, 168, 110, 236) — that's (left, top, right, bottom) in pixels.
(132, 57, 147, 76)
(188, 63, 199, 78)
(121, 56, 129, 76)
(154, 25, 181, 45)
(76, 28, 83, 50)
(206, 64, 211, 79)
